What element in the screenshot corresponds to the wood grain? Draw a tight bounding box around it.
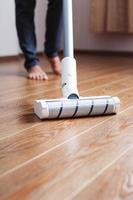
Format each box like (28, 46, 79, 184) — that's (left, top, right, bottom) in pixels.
(0, 84, 133, 176)
(0, 53, 133, 200)
(0, 105, 133, 200)
(0, 75, 132, 140)
(74, 147, 133, 200)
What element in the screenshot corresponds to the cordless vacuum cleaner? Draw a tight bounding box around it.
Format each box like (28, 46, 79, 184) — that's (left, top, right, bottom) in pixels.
(34, 0, 120, 119)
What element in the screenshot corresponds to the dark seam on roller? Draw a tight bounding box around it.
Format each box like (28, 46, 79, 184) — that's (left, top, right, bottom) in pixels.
(88, 100, 94, 116)
(72, 100, 79, 117)
(103, 99, 109, 115)
(57, 101, 63, 118)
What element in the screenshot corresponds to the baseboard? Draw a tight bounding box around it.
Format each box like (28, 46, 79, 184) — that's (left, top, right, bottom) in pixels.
(0, 50, 133, 62)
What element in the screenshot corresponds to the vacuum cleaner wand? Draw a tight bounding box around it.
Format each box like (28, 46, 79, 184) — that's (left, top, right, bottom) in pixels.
(61, 0, 79, 99)
(34, 0, 120, 119)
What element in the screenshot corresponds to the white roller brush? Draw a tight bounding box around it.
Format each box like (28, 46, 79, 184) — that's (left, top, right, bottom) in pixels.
(34, 0, 120, 119)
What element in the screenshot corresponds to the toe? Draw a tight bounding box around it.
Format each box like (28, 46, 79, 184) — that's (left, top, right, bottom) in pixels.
(39, 74, 43, 80)
(37, 74, 40, 80)
(43, 73, 48, 80)
(28, 73, 33, 79)
(54, 68, 61, 75)
(33, 74, 37, 80)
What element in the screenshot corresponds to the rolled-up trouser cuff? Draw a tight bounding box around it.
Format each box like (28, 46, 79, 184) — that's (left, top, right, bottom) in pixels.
(24, 58, 40, 70)
(45, 51, 58, 58)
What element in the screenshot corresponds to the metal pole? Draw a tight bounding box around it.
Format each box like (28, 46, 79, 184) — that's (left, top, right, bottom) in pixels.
(63, 0, 74, 58)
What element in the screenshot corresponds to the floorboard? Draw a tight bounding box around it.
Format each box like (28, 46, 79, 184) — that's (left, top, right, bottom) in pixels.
(0, 53, 133, 200)
(74, 147, 133, 200)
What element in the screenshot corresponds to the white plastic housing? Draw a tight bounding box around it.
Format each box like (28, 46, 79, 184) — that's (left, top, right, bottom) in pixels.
(34, 100, 49, 119)
(112, 96, 120, 113)
(61, 57, 79, 98)
(34, 96, 120, 119)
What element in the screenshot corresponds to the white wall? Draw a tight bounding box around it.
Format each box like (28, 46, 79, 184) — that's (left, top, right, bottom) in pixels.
(0, 0, 47, 56)
(73, 0, 133, 52)
(1, 0, 133, 57)
(0, 0, 19, 56)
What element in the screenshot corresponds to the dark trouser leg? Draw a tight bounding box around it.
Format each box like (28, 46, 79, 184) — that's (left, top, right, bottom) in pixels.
(45, 0, 63, 58)
(15, 0, 39, 70)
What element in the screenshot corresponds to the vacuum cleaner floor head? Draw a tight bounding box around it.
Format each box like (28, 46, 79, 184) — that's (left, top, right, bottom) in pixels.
(34, 96, 120, 119)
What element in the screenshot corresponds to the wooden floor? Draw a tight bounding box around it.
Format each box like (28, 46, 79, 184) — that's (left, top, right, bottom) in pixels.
(0, 53, 133, 200)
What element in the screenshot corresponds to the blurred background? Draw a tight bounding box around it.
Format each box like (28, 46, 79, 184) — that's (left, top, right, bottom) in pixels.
(1, 0, 133, 57)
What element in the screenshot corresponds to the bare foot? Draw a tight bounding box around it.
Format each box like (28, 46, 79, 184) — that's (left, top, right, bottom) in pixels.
(47, 56, 61, 75)
(27, 65, 48, 80)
